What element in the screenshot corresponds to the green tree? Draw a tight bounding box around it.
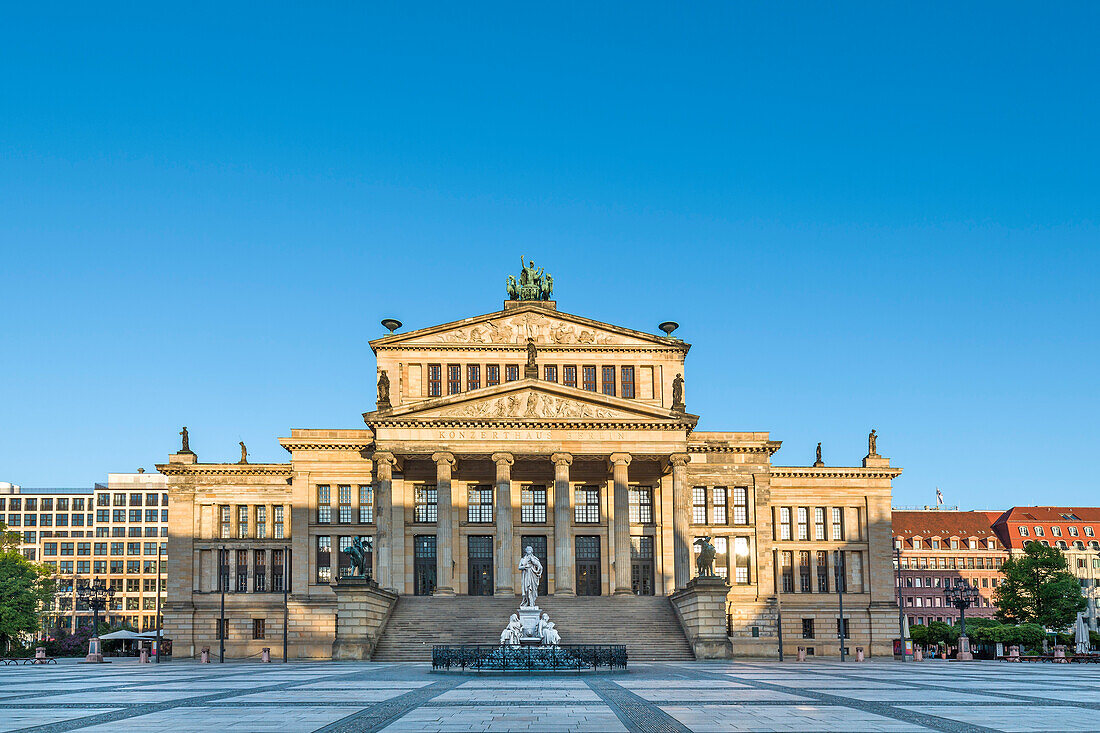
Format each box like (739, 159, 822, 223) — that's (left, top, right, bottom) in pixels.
(994, 543, 1085, 630)
(0, 522, 55, 652)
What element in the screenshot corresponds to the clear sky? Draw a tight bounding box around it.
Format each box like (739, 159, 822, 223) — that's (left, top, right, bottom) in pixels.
(1, 4, 1097, 508)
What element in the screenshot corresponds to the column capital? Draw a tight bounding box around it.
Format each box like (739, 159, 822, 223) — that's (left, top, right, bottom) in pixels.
(669, 452, 690, 467)
(491, 452, 515, 467)
(431, 452, 456, 467)
(609, 452, 632, 467)
(550, 452, 573, 467)
(371, 451, 397, 466)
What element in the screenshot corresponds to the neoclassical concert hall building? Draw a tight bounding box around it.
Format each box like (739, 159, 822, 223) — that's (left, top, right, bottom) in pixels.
(160, 269, 902, 660)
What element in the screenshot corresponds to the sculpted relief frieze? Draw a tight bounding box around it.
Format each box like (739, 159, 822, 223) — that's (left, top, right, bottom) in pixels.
(423, 392, 631, 420)
(431, 313, 618, 345)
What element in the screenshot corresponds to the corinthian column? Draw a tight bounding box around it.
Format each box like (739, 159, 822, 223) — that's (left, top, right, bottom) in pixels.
(551, 453, 574, 596)
(492, 452, 515, 594)
(670, 452, 691, 590)
(432, 452, 456, 596)
(610, 452, 633, 595)
(372, 452, 396, 591)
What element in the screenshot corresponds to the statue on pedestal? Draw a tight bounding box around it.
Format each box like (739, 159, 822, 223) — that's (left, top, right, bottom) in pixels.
(238, 441, 248, 464)
(694, 536, 717, 578)
(814, 442, 823, 467)
(672, 373, 685, 411)
(518, 545, 543, 608)
(868, 428, 879, 457)
(377, 369, 391, 410)
(179, 426, 192, 453)
(343, 537, 373, 579)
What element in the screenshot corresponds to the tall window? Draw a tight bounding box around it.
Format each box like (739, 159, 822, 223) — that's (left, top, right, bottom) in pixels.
(272, 549, 285, 592)
(831, 508, 844, 540)
(713, 537, 729, 579)
(781, 550, 793, 593)
(273, 506, 284, 539)
(620, 366, 635, 398)
(814, 508, 826, 540)
(236, 549, 248, 591)
(317, 485, 331, 524)
(338, 485, 352, 523)
(505, 364, 520, 382)
(582, 365, 597, 391)
(797, 507, 809, 541)
(486, 364, 500, 387)
(254, 550, 267, 591)
(712, 488, 728, 525)
(574, 487, 600, 523)
(521, 486, 547, 523)
(447, 364, 461, 394)
(601, 365, 616, 396)
(359, 485, 373, 523)
(563, 365, 577, 388)
(467, 486, 493, 523)
(427, 364, 442, 396)
(338, 536, 354, 577)
(415, 485, 438, 523)
(732, 488, 748, 525)
(802, 618, 815, 639)
(779, 507, 792, 540)
(221, 506, 231, 539)
(252, 619, 265, 639)
(817, 550, 829, 592)
(544, 365, 558, 382)
(316, 536, 331, 582)
(692, 487, 707, 524)
(628, 487, 653, 524)
(799, 550, 811, 592)
(467, 364, 481, 391)
(733, 536, 750, 584)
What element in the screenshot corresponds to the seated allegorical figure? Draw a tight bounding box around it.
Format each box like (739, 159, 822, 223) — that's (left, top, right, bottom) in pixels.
(537, 612, 560, 646)
(500, 613, 522, 646)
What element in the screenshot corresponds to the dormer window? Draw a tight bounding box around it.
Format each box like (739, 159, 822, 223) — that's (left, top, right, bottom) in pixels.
(950, 539, 959, 549)
(1051, 526, 1062, 537)
(931, 539, 940, 549)
(1086, 527, 1095, 537)
(1018, 526, 1029, 537)
(1034, 526, 1044, 537)
(1068, 526, 1079, 536)
(969, 539, 977, 549)
(913, 538, 922, 549)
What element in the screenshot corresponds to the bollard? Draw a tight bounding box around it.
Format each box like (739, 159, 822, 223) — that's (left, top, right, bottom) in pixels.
(35, 647, 46, 663)
(1008, 645, 1020, 661)
(914, 647, 923, 662)
(261, 648, 271, 663)
(200, 647, 210, 664)
(797, 647, 806, 662)
(1054, 645, 1066, 662)
(139, 649, 149, 663)
(856, 647, 865, 662)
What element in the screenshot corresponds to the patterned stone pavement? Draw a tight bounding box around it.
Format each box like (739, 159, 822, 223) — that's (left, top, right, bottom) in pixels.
(2, 658, 1099, 732)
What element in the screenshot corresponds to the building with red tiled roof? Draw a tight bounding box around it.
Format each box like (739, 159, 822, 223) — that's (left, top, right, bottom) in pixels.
(892, 510, 1007, 627)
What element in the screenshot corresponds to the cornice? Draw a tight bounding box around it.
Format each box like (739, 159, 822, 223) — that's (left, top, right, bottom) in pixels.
(687, 443, 782, 456)
(279, 442, 374, 453)
(370, 418, 695, 431)
(771, 466, 903, 479)
(155, 463, 293, 477)
(373, 344, 687, 355)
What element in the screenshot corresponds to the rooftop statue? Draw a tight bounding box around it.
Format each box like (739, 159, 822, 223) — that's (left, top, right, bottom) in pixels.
(508, 257, 554, 301)
(238, 441, 248, 464)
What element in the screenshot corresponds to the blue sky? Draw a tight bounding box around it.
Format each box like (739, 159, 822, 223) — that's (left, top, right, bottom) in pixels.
(1, 4, 1097, 508)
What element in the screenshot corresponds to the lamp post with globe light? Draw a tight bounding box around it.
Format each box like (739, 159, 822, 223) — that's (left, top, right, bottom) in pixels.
(76, 579, 114, 663)
(945, 581, 981, 660)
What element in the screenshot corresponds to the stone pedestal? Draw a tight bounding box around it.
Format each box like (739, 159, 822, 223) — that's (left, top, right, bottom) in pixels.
(331, 577, 398, 660)
(956, 635, 973, 661)
(518, 606, 542, 643)
(670, 576, 733, 659)
(84, 637, 103, 663)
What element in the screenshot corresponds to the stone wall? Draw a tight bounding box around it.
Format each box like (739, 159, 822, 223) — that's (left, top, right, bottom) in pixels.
(671, 577, 733, 659)
(331, 579, 398, 660)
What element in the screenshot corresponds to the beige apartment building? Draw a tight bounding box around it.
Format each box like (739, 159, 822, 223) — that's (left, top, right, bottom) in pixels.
(159, 268, 902, 660)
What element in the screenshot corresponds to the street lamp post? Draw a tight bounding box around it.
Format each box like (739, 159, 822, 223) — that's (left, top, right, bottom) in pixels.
(834, 550, 846, 662)
(219, 547, 227, 663)
(155, 544, 164, 663)
(76, 579, 114, 663)
(894, 545, 908, 661)
(944, 581, 980, 660)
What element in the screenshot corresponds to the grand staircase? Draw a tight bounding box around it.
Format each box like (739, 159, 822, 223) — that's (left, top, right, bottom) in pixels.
(371, 594, 694, 662)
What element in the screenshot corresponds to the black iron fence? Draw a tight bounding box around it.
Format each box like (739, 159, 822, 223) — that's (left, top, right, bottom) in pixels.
(432, 644, 627, 671)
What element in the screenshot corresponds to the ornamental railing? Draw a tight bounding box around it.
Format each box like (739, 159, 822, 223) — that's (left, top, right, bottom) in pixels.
(432, 644, 627, 671)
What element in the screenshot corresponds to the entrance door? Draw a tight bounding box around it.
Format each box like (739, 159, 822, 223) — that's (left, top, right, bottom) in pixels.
(414, 535, 436, 596)
(468, 536, 494, 596)
(520, 535, 548, 597)
(631, 536, 655, 595)
(575, 535, 602, 596)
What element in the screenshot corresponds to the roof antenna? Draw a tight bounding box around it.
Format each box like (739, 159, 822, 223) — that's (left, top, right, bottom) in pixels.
(381, 318, 402, 334)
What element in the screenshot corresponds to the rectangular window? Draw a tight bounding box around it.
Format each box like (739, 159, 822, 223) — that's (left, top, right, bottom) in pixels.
(582, 365, 597, 392)
(144, 509, 156, 522)
(544, 364, 558, 383)
(129, 493, 142, 506)
(236, 549, 248, 591)
(112, 509, 125, 523)
(521, 486, 547, 523)
(316, 536, 331, 582)
(359, 485, 373, 523)
(415, 485, 438, 523)
(814, 508, 826, 540)
(574, 487, 600, 523)
(129, 509, 142, 523)
(802, 618, 815, 639)
(834, 551, 847, 593)
(601, 365, 616, 396)
(252, 618, 265, 639)
(256, 505, 267, 539)
(713, 536, 729, 580)
(505, 364, 520, 382)
(215, 618, 229, 640)
(96, 494, 109, 507)
(272, 550, 285, 592)
(447, 364, 461, 394)
(338, 485, 352, 523)
(467, 364, 481, 391)
(692, 487, 707, 524)
(238, 505, 249, 538)
(427, 364, 442, 396)
(486, 364, 500, 387)
(628, 487, 654, 524)
(831, 507, 844, 540)
(779, 507, 792, 541)
(563, 365, 577, 388)
(338, 536, 354, 577)
(620, 366, 635, 399)
(143, 542, 157, 555)
(96, 509, 109, 523)
(317, 485, 331, 524)
(781, 550, 793, 593)
(799, 550, 812, 592)
(273, 506, 285, 538)
(797, 507, 809, 541)
(93, 560, 106, 573)
(126, 542, 139, 556)
(733, 537, 751, 584)
(732, 488, 748, 525)
(712, 488, 728, 525)
(467, 486, 493, 523)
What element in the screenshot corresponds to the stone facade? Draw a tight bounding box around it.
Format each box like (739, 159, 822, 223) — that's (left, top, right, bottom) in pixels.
(159, 289, 901, 659)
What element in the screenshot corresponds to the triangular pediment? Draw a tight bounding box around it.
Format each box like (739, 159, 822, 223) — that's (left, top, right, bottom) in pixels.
(370, 304, 688, 350)
(364, 379, 695, 425)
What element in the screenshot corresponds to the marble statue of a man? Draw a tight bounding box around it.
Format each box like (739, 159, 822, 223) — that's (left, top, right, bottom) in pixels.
(538, 613, 560, 646)
(518, 546, 543, 609)
(500, 613, 522, 646)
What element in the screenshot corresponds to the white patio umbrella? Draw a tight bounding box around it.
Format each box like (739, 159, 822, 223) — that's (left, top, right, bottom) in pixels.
(97, 629, 145, 640)
(1075, 613, 1090, 655)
